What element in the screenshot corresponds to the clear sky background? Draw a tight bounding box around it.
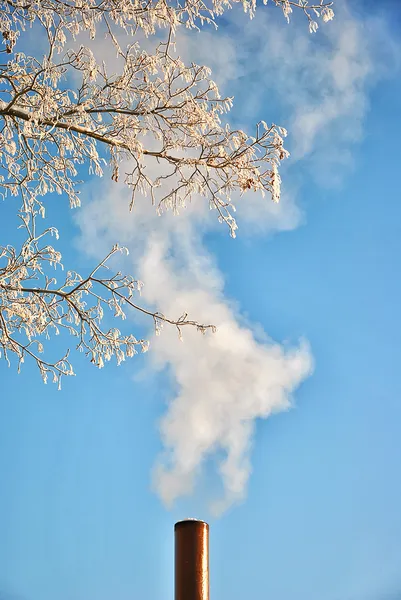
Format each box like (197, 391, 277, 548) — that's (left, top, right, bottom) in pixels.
(1, 1, 401, 600)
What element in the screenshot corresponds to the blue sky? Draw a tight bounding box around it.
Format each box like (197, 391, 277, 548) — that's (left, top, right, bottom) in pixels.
(1, 2, 401, 600)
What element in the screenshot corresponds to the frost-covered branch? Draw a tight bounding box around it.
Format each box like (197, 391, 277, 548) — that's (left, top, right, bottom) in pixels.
(0, 0, 335, 383)
(0, 212, 215, 386)
(1, 0, 334, 51)
(0, 37, 290, 236)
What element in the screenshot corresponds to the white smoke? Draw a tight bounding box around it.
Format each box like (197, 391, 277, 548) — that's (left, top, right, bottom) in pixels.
(76, 182, 312, 513)
(140, 234, 312, 515)
(75, 2, 396, 513)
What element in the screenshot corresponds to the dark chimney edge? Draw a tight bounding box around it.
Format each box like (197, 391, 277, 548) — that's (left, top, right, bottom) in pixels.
(174, 519, 209, 529)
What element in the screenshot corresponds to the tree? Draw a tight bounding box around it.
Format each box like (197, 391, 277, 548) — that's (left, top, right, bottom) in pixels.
(0, 0, 334, 387)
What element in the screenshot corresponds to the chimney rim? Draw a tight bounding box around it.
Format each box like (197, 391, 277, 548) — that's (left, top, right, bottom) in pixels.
(174, 518, 209, 529)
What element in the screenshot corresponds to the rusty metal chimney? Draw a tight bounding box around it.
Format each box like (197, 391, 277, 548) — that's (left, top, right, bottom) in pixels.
(175, 519, 209, 600)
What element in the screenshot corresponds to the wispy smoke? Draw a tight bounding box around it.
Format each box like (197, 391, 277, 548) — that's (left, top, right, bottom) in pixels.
(140, 233, 312, 515)
(77, 183, 312, 513)
(75, 2, 395, 513)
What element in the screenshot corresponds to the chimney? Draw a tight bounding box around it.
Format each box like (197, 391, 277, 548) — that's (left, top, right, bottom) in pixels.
(175, 519, 209, 600)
